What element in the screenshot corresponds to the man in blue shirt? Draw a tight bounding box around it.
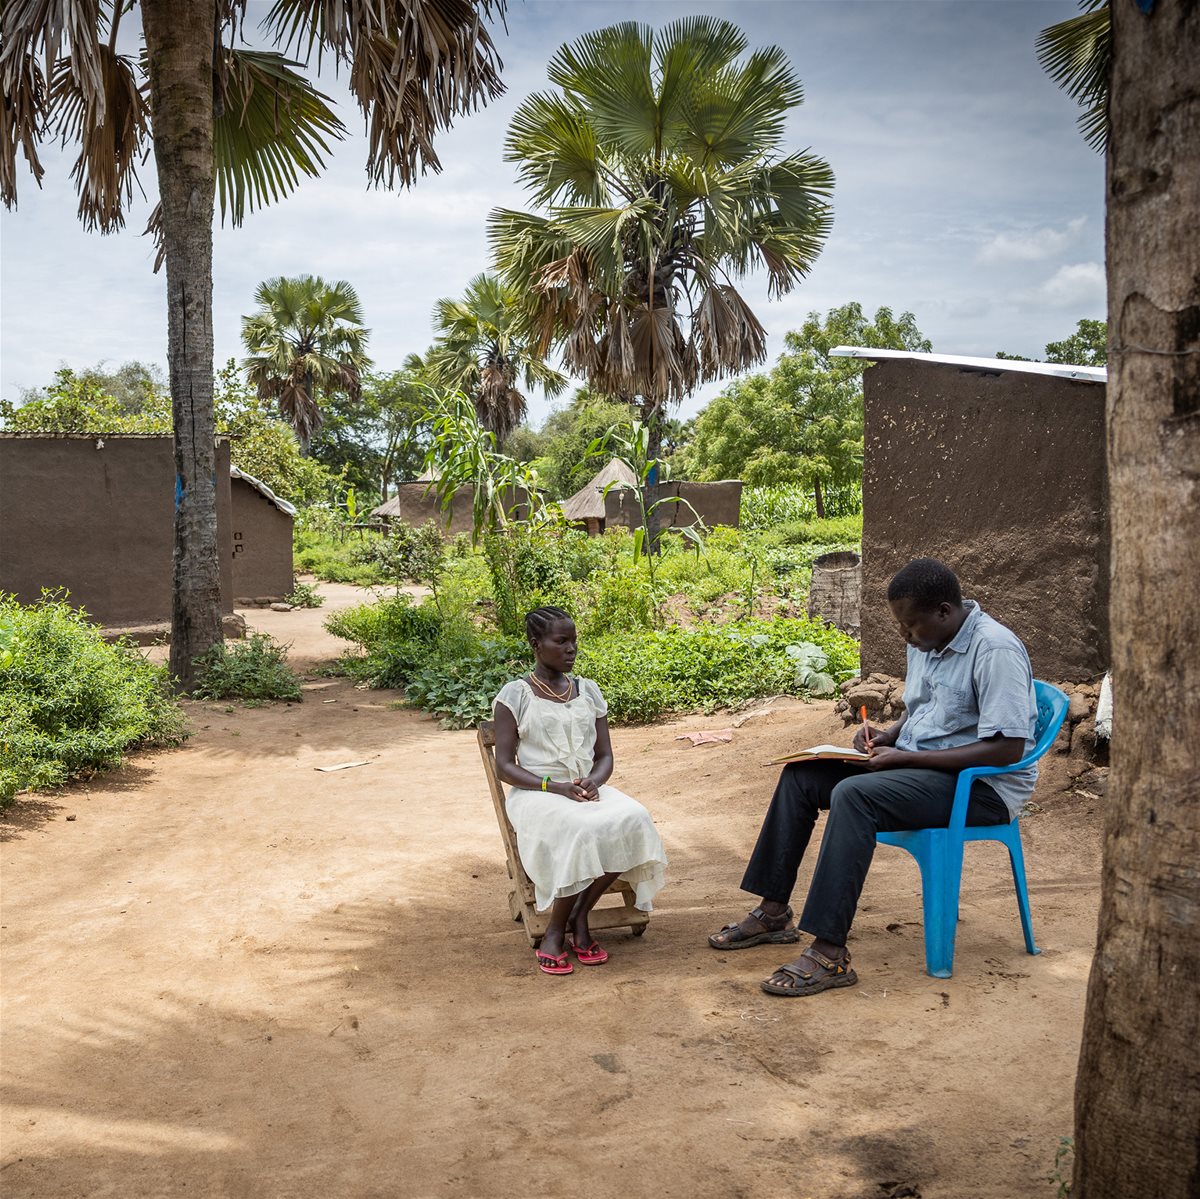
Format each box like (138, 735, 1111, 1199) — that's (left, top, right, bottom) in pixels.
(708, 558, 1038, 997)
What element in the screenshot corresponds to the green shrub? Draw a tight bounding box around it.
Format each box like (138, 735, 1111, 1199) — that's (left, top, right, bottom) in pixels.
(285, 579, 324, 608)
(192, 634, 303, 702)
(404, 637, 529, 729)
(579, 616, 859, 723)
(0, 593, 187, 804)
(325, 595, 445, 688)
(741, 484, 862, 528)
(293, 528, 388, 585)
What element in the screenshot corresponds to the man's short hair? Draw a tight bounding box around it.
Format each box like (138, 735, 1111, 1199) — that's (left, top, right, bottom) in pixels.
(886, 558, 962, 610)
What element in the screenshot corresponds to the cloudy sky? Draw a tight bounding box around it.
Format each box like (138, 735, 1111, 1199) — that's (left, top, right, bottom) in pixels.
(0, 0, 1104, 425)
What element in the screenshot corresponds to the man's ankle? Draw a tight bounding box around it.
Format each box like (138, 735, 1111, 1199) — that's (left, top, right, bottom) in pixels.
(760, 899, 789, 918)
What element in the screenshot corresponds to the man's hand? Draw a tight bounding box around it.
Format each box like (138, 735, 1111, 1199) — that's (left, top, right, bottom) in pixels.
(853, 723, 888, 753)
(864, 746, 912, 771)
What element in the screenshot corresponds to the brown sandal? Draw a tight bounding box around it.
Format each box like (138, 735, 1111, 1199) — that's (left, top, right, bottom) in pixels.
(760, 948, 857, 996)
(708, 905, 801, 950)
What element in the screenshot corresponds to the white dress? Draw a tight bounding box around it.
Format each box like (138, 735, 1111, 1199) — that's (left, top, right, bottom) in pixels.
(493, 677, 668, 913)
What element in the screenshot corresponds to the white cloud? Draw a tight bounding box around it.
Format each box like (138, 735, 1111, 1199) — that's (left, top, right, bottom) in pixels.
(977, 216, 1087, 264)
(1031, 261, 1106, 308)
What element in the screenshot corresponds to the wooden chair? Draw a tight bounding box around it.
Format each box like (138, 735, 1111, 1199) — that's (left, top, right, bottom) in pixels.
(477, 720, 649, 947)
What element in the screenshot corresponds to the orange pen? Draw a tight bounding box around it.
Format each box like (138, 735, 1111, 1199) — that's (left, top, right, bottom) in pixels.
(860, 704, 872, 751)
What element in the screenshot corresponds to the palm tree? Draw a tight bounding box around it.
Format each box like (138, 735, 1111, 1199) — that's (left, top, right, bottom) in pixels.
(1, 0, 506, 689)
(489, 17, 834, 482)
(425, 272, 567, 441)
(242, 275, 371, 450)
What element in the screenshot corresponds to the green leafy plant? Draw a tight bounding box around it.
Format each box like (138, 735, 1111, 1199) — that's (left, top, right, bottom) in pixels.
(325, 595, 445, 689)
(404, 637, 529, 729)
(785, 641, 839, 696)
(0, 593, 186, 804)
(1048, 1136, 1074, 1198)
(284, 579, 324, 608)
(192, 634, 302, 702)
(367, 520, 446, 602)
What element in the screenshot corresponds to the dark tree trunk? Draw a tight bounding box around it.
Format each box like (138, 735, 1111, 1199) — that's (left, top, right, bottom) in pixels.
(1073, 2, 1200, 1194)
(142, 0, 221, 692)
(641, 396, 665, 550)
(813, 476, 826, 520)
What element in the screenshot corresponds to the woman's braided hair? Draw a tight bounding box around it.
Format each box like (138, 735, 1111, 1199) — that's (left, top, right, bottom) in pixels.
(525, 606, 572, 647)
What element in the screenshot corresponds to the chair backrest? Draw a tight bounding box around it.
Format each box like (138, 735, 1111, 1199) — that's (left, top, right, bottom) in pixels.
(1029, 680, 1070, 763)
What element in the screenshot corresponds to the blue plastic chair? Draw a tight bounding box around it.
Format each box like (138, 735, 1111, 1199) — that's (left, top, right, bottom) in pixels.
(876, 679, 1069, 978)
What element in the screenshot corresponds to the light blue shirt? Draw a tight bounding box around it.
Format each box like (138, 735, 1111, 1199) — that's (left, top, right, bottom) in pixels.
(895, 600, 1038, 818)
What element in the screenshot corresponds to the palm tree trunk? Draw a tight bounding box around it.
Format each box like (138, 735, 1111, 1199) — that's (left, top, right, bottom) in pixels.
(1073, 3, 1200, 1194)
(142, 0, 222, 692)
(642, 396, 665, 551)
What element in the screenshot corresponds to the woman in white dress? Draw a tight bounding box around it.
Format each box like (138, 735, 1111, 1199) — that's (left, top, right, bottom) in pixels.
(493, 607, 668, 975)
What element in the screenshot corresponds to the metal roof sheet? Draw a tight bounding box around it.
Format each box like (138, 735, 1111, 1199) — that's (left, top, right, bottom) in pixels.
(829, 346, 1106, 383)
(230, 466, 297, 515)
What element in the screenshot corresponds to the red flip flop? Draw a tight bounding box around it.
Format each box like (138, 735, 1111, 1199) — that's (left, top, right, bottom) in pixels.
(535, 949, 573, 975)
(570, 939, 609, 965)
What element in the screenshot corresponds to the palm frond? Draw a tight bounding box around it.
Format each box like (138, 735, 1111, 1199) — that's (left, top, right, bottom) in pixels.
(263, 0, 507, 188)
(214, 48, 346, 225)
(0, 0, 106, 116)
(49, 42, 149, 232)
(0, 51, 48, 209)
(547, 22, 658, 158)
(1037, 0, 1109, 152)
(505, 91, 608, 206)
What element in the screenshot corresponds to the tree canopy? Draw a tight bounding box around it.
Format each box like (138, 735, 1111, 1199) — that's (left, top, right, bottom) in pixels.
(686, 303, 930, 514)
(424, 272, 566, 442)
(996, 317, 1107, 366)
(490, 17, 833, 431)
(241, 275, 372, 449)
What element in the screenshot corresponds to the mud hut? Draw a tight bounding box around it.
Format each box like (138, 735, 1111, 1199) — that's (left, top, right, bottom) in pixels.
(830, 346, 1108, 682)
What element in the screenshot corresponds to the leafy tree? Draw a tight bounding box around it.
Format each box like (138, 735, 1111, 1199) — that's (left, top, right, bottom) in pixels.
(15, 360, 169, 415)
(996, 317, 1107, 366)
(688, 303, 929, 515)
(241, 275, 372, 449)
(1, 0, 507, 689)
(490, 16, 834, 526)
(309, 368, 432, 498)
(425, 272, 567, 442)
(528, 387, 632, 499)
(1045, 318, 1107, 366)
(2, 360, 339, 507)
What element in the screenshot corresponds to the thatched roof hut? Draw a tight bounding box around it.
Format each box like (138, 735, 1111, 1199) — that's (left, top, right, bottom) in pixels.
(559, 458, 638, 525)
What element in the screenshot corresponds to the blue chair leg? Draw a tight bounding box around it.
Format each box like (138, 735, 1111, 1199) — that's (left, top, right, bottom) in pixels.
(1005, 833, 1040, 956)
(915, 840, 962, 979)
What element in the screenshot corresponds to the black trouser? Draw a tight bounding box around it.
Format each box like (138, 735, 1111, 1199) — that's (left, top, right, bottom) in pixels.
(741, 762, 1010, 945)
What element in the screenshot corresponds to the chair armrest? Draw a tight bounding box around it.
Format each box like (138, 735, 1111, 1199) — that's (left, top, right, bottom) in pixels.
(947, 759, 1028, 832)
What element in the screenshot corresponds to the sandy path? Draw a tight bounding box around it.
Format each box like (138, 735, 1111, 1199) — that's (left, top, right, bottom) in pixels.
(0, 586, 1102, 1198)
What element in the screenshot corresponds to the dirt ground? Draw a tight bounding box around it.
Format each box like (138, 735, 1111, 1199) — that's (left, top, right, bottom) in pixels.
(0, 583, 1103, 1199)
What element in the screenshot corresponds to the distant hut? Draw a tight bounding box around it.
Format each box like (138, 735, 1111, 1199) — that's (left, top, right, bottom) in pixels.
(560, 458, 638, 536)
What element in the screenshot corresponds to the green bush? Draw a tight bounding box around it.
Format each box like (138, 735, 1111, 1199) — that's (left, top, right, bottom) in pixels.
(293, 528, 388, 585)
(285, 579, 324, 608)
(0, 594, 186, 804)
(741, 484, 862, 528)
(405, 637, 529, 729)
(325, 595, 445, 688)
(192, 634, 303, 702)
(580, 616, 859, 723)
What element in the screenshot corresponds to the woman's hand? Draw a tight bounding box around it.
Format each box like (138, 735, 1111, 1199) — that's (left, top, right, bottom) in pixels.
(551, 779, 597, 802)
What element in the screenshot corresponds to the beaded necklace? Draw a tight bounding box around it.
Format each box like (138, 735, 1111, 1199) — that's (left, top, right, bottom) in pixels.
(528, 671, 574, 702)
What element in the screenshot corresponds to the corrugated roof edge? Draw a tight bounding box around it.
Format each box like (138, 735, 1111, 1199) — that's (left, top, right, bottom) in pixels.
(829, 346, 1106, 383)
(230, 465, 297, 515)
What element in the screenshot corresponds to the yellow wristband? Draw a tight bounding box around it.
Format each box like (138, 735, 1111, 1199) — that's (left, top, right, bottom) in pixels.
(541, 776, 550, 791)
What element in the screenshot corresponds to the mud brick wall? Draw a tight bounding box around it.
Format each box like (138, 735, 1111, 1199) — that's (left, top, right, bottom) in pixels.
(603, 480, 743, 530)
(379, 484, 534, 536)
(860, 360, 1109, 682)
(231, 478, 294, 601)
(0, 434, 233, 624)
